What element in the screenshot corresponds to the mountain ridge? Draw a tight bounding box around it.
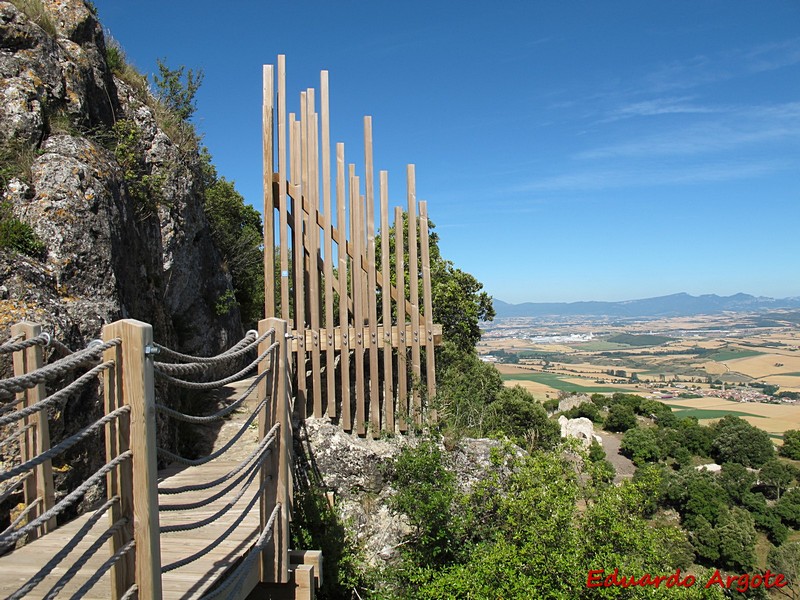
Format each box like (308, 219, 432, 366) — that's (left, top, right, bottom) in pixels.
(493, 292, 800, 318)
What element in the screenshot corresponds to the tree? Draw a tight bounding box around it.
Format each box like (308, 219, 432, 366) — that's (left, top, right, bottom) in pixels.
(718, 462, 756, 505)
(153, 58, 204, 121)
(759, 459, 796, 499)
(711, 415, 774, 468)
(768, 542, 800, 600)
(782, 430, 800, 460)
(620, 427, 663, 466)
(604, 403, 637, 432)
(203, 175, 264, 327)
(484, 385, 560, 450)
(777, 488, 800, 528)
(378, 212, 494, 354)
(435, 341, 503, 436)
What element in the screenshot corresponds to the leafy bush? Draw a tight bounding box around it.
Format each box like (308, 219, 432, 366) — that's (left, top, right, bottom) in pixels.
(0, 202, 45, 257)
(112, 119, 165, 217)
(10, 0, 56, 37)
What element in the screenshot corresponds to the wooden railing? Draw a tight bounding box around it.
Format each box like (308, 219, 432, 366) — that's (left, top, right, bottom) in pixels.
(262, 56, 442, 437)
(0, 318, 298, 599)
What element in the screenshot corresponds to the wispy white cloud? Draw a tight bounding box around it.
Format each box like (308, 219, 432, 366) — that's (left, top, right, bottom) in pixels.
(600, 96, 716, 122)
(643, 37, 800, 92)
(508, 159, 794, 194)
(578, 101, 800, 159)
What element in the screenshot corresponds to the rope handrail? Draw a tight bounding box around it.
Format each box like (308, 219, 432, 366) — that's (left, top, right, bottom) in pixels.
(153, 328, 263, 364)
(0, 450, 132, 550)
(161, 474, 272, 573)
(0, 338, 121, 400)
(5, 496, 119, 600)
(155, 367, 270, 424)
(65, 535, 135, 600)
(157, 396, 271, 467)
(157, 422, 280, 495)
(154, 341, 279, 391)
(160, 462, 265, 533)
(0, 405, 130, 484)
(0, 360, 114, 428)
(0, 422, 33, 450)
(0, 332, 50, 354)
(199, 503, 281, 600)
(120, 584, 138, 600)
(159, 428, 277, 511)
(0, 497, 41, 540)
(0, 476, 26, 506)
(154, 328, 274, 373)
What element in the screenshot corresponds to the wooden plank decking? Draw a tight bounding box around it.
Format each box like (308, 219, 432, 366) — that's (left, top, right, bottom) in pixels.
(0, 379, 263, 599)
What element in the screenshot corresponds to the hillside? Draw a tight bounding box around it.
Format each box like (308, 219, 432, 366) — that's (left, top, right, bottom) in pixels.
(494, 292, 800, 318)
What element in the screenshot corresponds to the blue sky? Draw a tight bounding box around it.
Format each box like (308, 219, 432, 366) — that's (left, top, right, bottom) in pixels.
(94, 1, 799, 303)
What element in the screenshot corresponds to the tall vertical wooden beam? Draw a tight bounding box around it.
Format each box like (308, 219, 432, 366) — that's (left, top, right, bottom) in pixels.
(419, 200, 437, 411)
(351, 172, 366, 435)
(278, 56, 290, 323)
(380, 171, 394, 433)
(336, 144, 351, 431)
(263, 64, 275, 318)
(101, 320, 162, 599)
(407, 165, 422, 426)
(103, 330, 133, 599)
(260, 318, 291, 584)
(394, 207, 408, 432)
(292, 107, 307, 420)
(321, 71, 336, 419)
(11, 323, 55, 539)
(364, 117, 380, 437)
(307, 90, 323, 418)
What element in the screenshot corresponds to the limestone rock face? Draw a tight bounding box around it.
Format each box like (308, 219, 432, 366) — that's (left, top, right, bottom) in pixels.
(0, 0, 243, 517)
(558, 415, 600, 447)
(557, 393, 592, 413)
(299, 419, 511, 566)
(0, 0, 240, 352)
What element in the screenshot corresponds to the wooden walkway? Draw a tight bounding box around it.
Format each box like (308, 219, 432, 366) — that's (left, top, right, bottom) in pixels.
(0, 380, 262, 599)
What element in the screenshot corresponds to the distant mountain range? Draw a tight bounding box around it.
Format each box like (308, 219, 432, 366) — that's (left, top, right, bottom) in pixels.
(493, 293, 800, 318)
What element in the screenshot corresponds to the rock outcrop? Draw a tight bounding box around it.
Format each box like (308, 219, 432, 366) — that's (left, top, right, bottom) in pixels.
(0, 0, 240, 352)
(558, 415, 601, 447)
(298, 418, 513, 566)
(0, 0, 244, 518)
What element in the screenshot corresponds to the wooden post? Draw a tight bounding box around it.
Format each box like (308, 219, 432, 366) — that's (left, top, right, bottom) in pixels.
(292, 107, 307, 419)
(380, 171, 394, 433)
(336, 143, 351, 431)
(407, 165, 422, 426)
(10, 322, 56, 539)
(321, 71, 336, 419)
(260, 318, 291, 584)
(364, 117, 380, 437)
(419, 201, 437, 410)
(308, 93, 323, 419)
(351, 173, 366, 435)
(263, 64, 276, 318)
(394, 207, 408, 432)
(101, 320, 162, 599)
(278, 56, 291, 323)
(103, 328, 134, 599)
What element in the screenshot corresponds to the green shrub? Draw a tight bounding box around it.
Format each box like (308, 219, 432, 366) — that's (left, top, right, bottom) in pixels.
(0, 202, 45, 257)
(10, 0, 56, 37)
(112, 119, 165, 217)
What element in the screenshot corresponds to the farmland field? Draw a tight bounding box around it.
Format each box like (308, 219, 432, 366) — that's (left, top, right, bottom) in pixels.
(480, 309, 800, 432)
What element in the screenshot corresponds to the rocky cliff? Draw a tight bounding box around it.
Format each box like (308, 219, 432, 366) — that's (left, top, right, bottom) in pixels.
(0, 0, 242, 352)
(0, 0, 246, 520)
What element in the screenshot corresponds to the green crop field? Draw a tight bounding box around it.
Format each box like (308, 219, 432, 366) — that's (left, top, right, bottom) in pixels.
(708, 349, 763, 361)
(664, 405, 765, 420)
(501, 371, 628, 393)
(606, 333, 673, 347)
(569, 341, 630, 351)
